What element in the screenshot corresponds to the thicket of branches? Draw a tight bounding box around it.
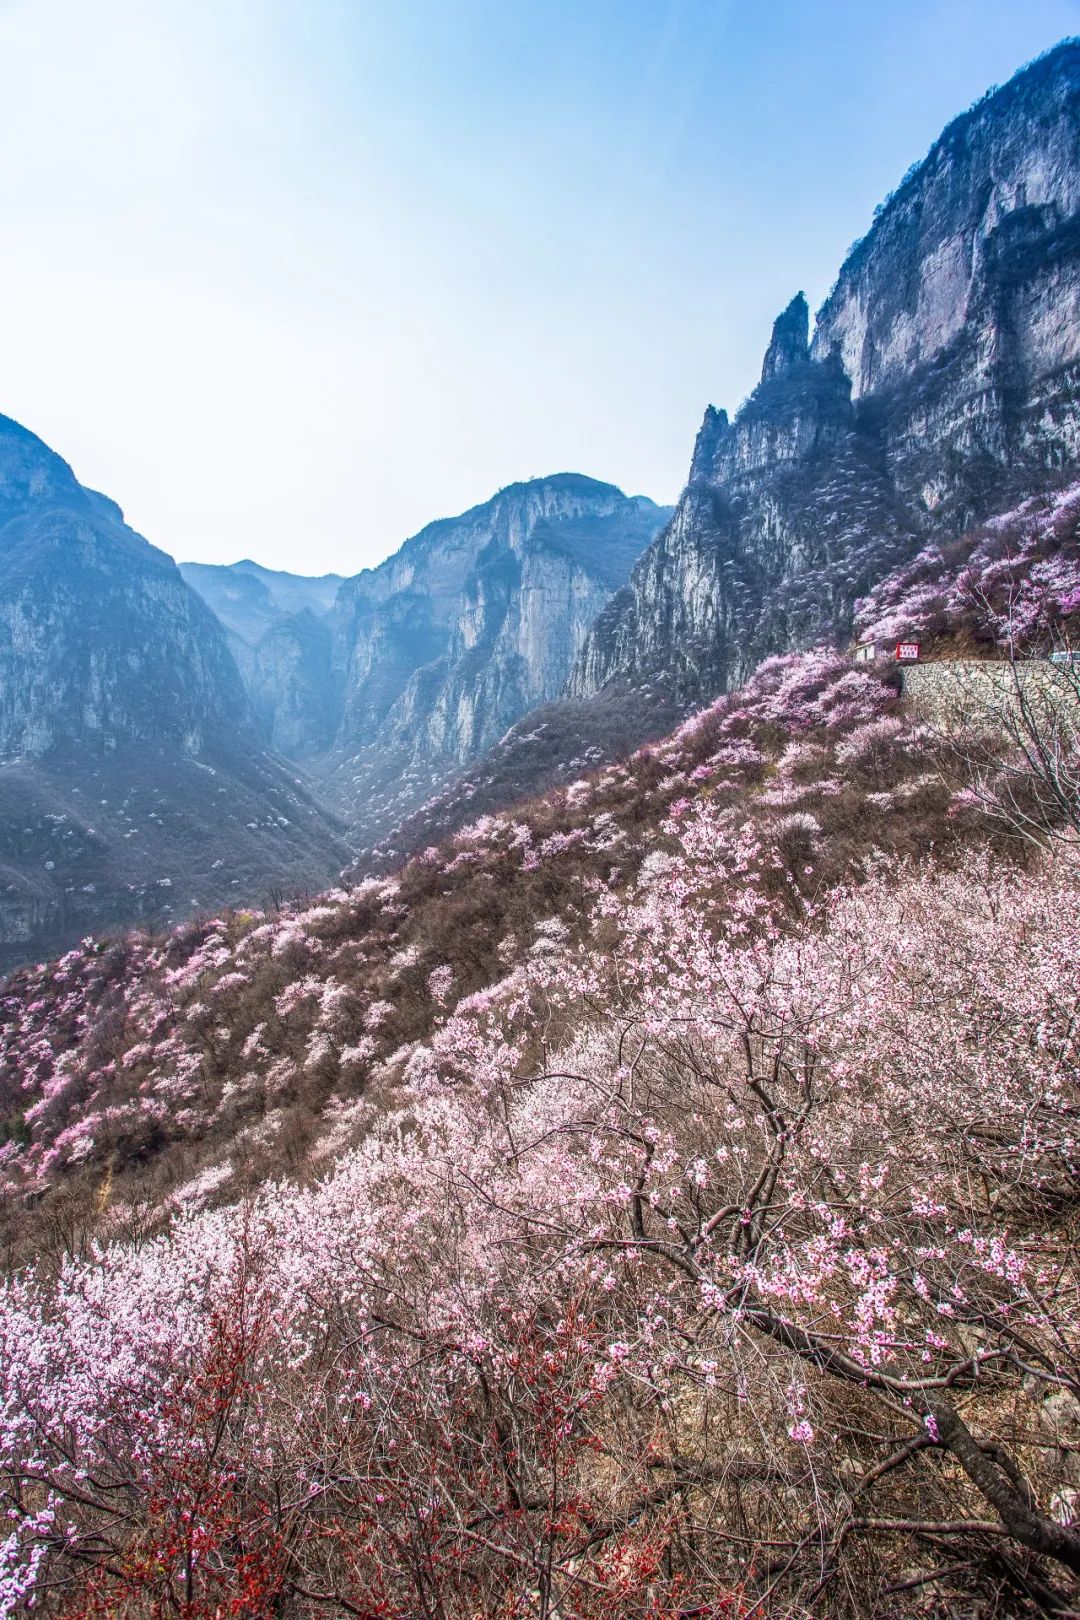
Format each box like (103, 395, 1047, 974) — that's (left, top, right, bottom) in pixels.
(2, 493, 1079, 1616)
(1, 801, 1077, 1617)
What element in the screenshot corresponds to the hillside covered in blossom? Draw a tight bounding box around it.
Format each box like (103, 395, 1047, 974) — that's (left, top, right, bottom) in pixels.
(0, 482, 1078, 1616)
(854, 484, 1080, 654)
(3, 33, 1080, 1620)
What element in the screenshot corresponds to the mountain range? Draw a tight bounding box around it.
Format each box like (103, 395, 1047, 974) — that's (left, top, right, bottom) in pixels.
(6, 39, 1080, 1616)
(0, 39, 1077, 966)
(0, 431, 666, 965)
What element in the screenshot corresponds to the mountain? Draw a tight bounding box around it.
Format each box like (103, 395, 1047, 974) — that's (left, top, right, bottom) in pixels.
(568, 40, 1080, 709)
(332, 475, 665, 752)
(0, 415, 348, 969)
(181, 477, 668, 830)
(322, 474, 669, 839)
(238, 608, 341, 759)
(178, 559, 345, 645)
(180, 560, 346, 757)
(346, 40, 1080, 872)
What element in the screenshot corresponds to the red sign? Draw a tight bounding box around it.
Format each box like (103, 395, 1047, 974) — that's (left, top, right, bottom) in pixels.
(896, 641, 921, 662)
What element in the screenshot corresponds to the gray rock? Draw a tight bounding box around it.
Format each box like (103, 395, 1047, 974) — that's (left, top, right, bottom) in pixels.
(0, 416, 348, 970)
(568, 41, 1080, 711)
(316, 475, 670, 837)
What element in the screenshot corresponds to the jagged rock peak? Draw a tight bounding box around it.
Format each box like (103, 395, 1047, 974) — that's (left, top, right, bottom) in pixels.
(689, 406, 730, 483)
(760, 292, 810, 383)
(564, 41, 1080, 718)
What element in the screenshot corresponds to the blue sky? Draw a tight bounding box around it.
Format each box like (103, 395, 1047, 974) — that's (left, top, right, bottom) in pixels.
(0, 0, 1075, 574)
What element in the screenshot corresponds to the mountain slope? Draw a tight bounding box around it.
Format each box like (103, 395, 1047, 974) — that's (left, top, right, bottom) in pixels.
(569, 40, 1080, 710)
(0, 415, 348, 969)
(15, 477, 1074, 1241)
(4, 490, 1079, 1617)
(316, 474, 670, 838)
(179, 559, 344, 645)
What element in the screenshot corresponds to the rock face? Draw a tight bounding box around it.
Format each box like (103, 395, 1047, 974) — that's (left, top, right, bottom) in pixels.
(183, 477, 667, 821)
(180, 560, 344, 758)
(0, 441, 244, 762)
(244, 611, 340, 758)
(570, 40, 1080, 707)
(336, 476, 663, 753)
(305, 475, 669, 837)
(0, 415, 347, 969)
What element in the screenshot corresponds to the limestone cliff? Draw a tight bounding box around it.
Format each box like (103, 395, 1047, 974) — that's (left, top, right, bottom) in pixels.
(318, 475, 669, 836)
(0, 415, 347, 969)
(180, 560, 345, 758)
(182, 477, 666, 821)
(570, 40, 1080, 706)
(246, 611, 340, 758)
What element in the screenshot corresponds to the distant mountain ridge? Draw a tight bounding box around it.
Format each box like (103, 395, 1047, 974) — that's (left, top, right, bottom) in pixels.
(178, 558, 344, 646)
(0, 414, 348, 969)
(182, 476, 671, 840)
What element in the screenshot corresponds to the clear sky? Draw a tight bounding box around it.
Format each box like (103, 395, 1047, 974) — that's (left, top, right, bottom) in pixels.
(0, 0, 1075, 576)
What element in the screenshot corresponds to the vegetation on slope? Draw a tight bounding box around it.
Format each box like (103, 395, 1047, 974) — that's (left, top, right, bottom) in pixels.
(0, 645, 968, 1264)
(0, 492, 1078, 1615)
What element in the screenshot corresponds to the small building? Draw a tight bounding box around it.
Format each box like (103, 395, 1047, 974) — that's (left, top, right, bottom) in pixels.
(853, 637, 923, 664)
(901, 656, 1079, 730)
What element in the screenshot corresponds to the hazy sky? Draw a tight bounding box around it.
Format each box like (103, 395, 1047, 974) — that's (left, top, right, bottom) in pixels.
(0, 1, 1075, 576)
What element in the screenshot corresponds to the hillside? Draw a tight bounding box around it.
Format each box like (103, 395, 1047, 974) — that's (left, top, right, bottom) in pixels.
(25, 475, 1080, 1223)
(568, 41, 1080, 710)
(4, 38, 1080, 1620)
(0, 416, 349, 970)
(1, 489, 1078, 1613)
(7, 480, 1076, 1245)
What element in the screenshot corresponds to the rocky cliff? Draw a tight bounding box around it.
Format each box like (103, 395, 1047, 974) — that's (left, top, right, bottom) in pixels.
(182, 477, 667, 814)
(313, 475, 669, 837)
(0, 416, 347, 969)
(180, 560, 344, 758)
(570, 40, 1080, 707)
(243, 610, 341, 758)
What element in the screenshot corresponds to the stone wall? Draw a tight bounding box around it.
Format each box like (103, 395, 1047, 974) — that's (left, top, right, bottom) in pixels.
(901, 658, 1080, 729)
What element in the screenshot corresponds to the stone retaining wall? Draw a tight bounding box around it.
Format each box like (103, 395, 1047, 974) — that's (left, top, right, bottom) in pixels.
(901, 659, 1080, 730)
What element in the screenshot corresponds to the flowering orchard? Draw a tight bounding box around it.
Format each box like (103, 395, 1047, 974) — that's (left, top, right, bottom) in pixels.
(1, 788, 1077, 1616)
(1, 646, 953, 1258)
(854, 481, 1080, 653)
